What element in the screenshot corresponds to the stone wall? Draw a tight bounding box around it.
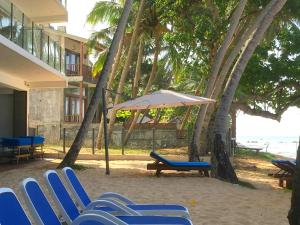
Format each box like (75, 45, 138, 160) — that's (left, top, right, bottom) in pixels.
(58, 124, 189, 149)
(28, 88, 64, 144)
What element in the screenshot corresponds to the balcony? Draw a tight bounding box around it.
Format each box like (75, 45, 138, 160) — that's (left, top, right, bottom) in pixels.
(10, 0, 68, 23)
(65, 64, 98, 86)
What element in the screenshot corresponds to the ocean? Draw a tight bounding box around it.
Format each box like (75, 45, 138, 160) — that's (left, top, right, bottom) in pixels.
(237, 136, 299, 159)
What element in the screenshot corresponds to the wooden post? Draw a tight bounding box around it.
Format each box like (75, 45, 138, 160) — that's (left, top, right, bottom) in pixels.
(102, 88, 110, 175)
(79, 42, 84, 122)
(152, 127, 155, 152)
(63, 128, 66, 154)
(121, 127, 125, 155)
(92, 128, 95, 155)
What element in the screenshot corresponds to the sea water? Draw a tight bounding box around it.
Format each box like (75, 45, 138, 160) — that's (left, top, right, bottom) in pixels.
(237, 136, 299, 159)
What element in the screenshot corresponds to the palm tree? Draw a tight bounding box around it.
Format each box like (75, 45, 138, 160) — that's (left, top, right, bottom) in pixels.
(57, 0, 134, 168)
(189, 0, 248, 161)
(107, 0, 146, 138)
(211, 0, 287, 182)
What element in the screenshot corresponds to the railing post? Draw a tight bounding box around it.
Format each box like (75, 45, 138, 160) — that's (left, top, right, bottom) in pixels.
(152, 127, 155, 152)
(63, 128, 66, 154)
(92, 128, 95, 155)
(121, 127, 125, 155)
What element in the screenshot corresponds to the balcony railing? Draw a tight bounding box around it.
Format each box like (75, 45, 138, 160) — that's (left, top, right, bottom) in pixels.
(0, 1, 65, 74)
(64, 114, 80, 123)
(65, 64, 98, 84)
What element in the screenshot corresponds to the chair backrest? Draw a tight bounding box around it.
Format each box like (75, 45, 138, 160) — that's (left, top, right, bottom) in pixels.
(150, 151, 172, 165)
(44, 170, 80, 225)
(0, 188, 31, 225)
(62, 167, 91, 209)
(20, 178, 61, 225)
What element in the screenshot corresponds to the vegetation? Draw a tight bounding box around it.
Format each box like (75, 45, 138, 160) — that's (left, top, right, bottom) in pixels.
(61, 0, 299, 185)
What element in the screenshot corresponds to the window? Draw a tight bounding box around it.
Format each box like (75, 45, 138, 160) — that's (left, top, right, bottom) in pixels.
(0, 0, 11, 39)
(65, 50, 80, 75)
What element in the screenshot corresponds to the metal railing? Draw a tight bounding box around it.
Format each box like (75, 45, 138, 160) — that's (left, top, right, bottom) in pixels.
(64, 114, 80, 123)
(0, 1, 65, 74)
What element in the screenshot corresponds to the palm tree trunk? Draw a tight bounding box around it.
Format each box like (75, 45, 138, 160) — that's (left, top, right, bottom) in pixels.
(189, 0, 247, 161)
(198, 2, 278, 155)
(123, 37, 161, 145)
(107, 0, 146, 138)
(96, 34, 124, 149)
(57, 0, 133, 168)
(288, 138, 300, 225)
(132, 38, 144, 98)
(211, 0, 287, 182)
(179, 77, 204, 131)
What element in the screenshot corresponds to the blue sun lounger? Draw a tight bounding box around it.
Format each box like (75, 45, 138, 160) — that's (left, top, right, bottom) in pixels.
(0, 187, 116, 225)
(62, 167, 190, 218)
(270, 160, 296, 188)
(147, 151, 211, 176)
(44, 170, 193, 225)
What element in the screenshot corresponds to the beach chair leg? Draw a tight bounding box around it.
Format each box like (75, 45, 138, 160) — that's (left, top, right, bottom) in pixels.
(155, 169, 161, 177)
(204, 170, 209, 177)
(279, 178, 284, 187)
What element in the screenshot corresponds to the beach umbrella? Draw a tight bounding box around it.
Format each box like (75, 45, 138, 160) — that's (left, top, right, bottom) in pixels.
(102, 89, 215, 174)
(112, 89, 215, 110)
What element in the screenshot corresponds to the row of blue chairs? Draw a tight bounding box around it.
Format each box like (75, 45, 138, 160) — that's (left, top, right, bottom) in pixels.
(0, 167, 193, 225)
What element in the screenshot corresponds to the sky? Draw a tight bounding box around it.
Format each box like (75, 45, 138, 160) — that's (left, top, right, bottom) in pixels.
(57, 0, 300, 138)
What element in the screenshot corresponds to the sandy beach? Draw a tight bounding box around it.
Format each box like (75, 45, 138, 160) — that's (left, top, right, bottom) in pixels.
(0, 154, 291, 225)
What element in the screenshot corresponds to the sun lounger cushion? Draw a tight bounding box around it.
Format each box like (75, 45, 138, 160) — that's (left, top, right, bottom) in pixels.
(150, 152, 211, 168)
(22, 179, 61, 225)
(2, 138, 32, 147)
(19, 136, 45, 145)
(63, 167, 189, 214)
(0, 188, 31, 225)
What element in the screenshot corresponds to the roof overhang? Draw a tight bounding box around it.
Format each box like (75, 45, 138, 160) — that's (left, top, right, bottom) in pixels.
(10, 0, 68, 23)
(0, 35, 67, 90)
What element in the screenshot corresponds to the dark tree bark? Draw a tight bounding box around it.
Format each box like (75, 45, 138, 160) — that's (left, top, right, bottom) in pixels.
(288, 138, 300, 225)
(57, 0, 133, 168)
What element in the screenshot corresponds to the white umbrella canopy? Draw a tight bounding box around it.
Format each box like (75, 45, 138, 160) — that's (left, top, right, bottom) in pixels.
(113, 90, 215, 111)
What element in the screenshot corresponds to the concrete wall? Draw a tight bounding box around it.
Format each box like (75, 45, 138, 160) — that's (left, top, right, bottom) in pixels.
(28, 88, 64, 143)
(58, 124, 188, 149)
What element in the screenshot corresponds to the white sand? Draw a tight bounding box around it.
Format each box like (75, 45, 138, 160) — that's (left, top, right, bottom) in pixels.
(0, 159, 291, 225)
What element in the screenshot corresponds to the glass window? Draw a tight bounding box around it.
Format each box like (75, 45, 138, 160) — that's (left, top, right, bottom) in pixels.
(11, 4, 22, 46)
(23, 16, 32, 53)
(0, 0, 11, 39)
(33, 24, 42, 58)
(42, 34, 49, 64)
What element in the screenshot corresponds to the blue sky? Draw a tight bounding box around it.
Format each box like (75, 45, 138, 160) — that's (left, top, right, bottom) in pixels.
(58, 0, 300, 138)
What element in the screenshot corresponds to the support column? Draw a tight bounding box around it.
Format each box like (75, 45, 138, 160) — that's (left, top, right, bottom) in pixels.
(79, 42, 84, 122)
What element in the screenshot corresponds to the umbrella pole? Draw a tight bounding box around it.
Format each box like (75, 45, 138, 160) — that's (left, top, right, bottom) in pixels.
(102, 88, 110, 175)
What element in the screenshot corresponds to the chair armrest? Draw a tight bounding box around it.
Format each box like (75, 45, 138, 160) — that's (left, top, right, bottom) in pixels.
(84, 199, 141, 216)
(81, 210, 128, 225)
(98, 192, 135, 205)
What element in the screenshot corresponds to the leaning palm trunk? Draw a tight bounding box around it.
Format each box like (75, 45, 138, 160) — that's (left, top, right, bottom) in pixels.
(123, 37, 161, 145)
(57, 0, 133, 168)
(198, 4, 275, 154)
(189, 0, 247, 161)
(132, 38, 144, 98)
(179, 78, 204, 131)
(96, 35, 124, 149)
(288, 138, 300, 225)
(107, 0, 146, 138)
(211, 0, 287, 182)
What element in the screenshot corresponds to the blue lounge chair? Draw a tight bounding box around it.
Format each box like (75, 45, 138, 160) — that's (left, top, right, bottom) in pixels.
(44, 170, 193, 225)
(62, 167, 190, 218)
(270, 160, 296, 188)
(147, 151, 211, 176)
(0, 187, 117, 225)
